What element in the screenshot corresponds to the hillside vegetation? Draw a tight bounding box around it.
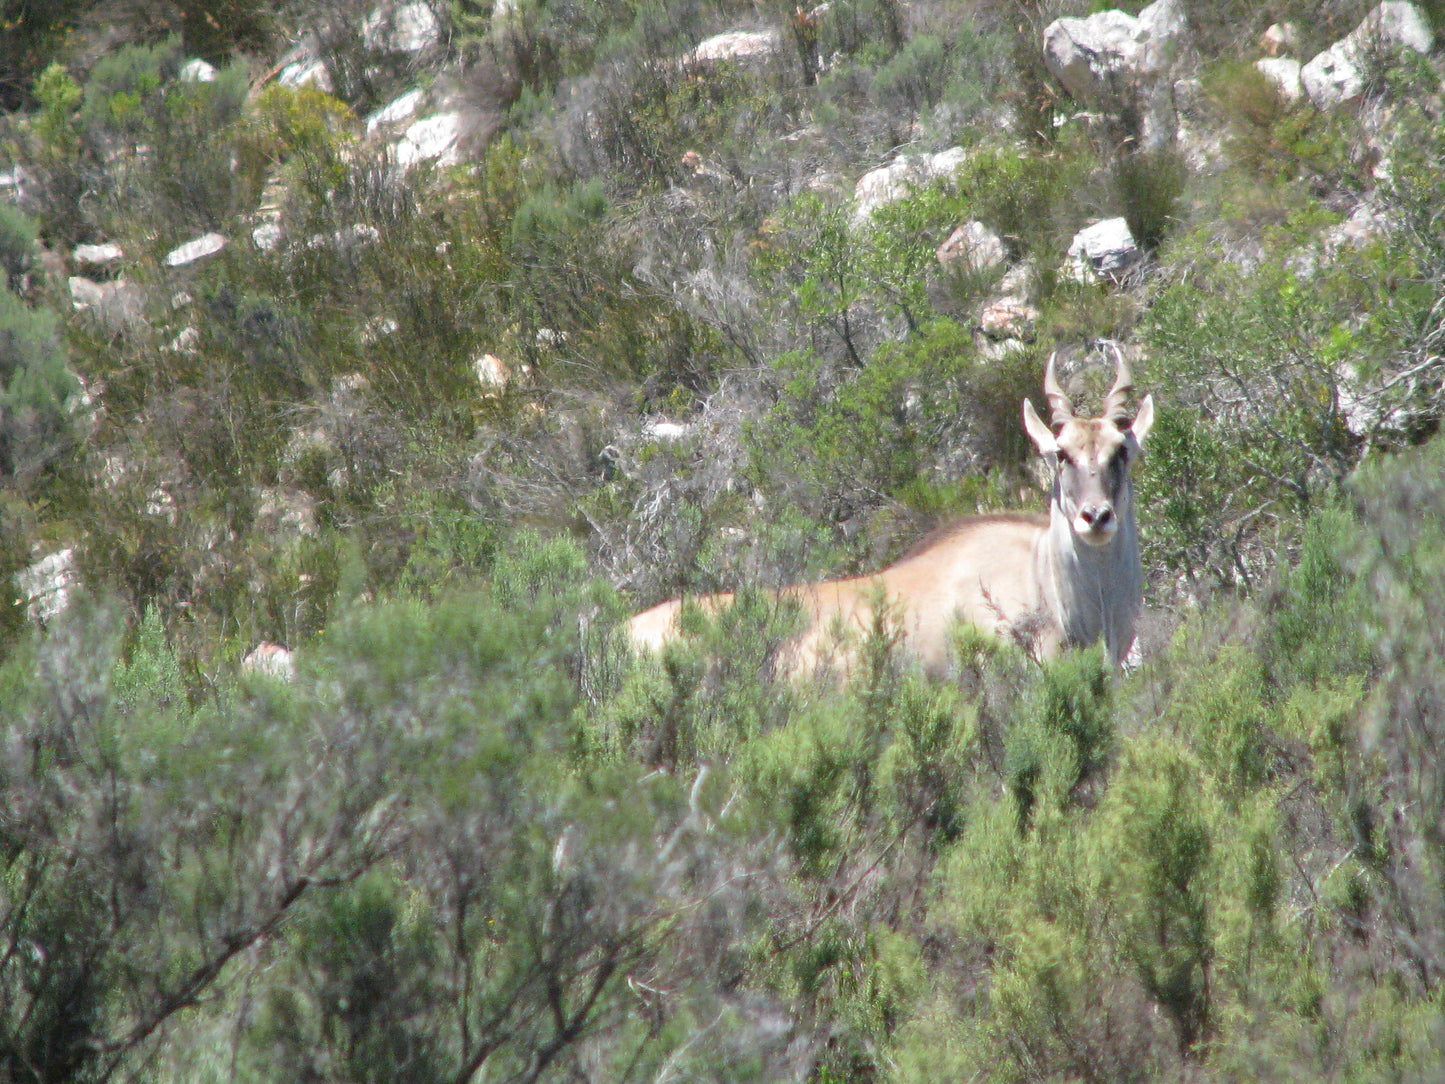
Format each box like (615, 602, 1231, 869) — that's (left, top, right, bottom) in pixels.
(1, 1, 1444, 1080)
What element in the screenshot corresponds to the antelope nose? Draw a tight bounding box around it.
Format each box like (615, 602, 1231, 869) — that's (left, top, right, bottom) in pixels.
(1080, 505, 1113, 529)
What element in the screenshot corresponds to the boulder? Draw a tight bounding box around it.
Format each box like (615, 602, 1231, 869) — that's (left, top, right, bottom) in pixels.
(362, 2, 443, 54)
(1042, 0, 1187, 149)
(165, 232, 228, 267)
(1260, 22, 1300, 57)
(395, 112, 466, 167)
(475, 353, 511, 395)
(979, 296, 1040, 341)
(16, 548, 77, 624)
(366, 87, 427, 137)
(693, 29, 782, 63)
(276, 39, 332, 93)
(73, 242, 124, 275)
(1301, 1, 1434, 109)
(937, 221, 1008, 273)
(70, 275, 146, 329)
(853, 147, 969, 221)
(1255, 57, 1304, 103)
(178, 58, 217, 82)
(242, 643, 296, 681)
(1066, 218, 1142, 283)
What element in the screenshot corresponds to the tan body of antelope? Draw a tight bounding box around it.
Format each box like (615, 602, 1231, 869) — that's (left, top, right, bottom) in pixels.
(628, 354, 1155, 674)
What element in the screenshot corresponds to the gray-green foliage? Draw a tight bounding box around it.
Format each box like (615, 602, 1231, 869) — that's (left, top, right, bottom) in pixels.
(0, 287, 78, 481)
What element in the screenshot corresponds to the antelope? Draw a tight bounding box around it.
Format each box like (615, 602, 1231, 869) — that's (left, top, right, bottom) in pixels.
(627, 352, 1155, 675)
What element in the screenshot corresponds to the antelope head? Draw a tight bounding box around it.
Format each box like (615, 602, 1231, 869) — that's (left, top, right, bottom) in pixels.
(1022, 349, 1155, 548)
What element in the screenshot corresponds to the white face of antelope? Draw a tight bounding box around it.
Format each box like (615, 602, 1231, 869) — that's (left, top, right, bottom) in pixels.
(1050, 418, 1143, 546)
(1022, 358, 1154, 549)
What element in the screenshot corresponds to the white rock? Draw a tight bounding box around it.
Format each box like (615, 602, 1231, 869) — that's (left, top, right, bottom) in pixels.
(165, 232, 228, 267)
(1256, 57, 1304, 103)
(854, 158, 927, 219)
(252, 220, 283, 251)
(145, 487, 177, 520)
(277, 56, 332, 93)
(1066, 217, 1141, 282)
(928, 146, 970, 176)
(1302, 1, 1434, 108)
(1260, 22, 1299, 57)
(1042, 0, 1186, 149)
(69, 275, 106, 311)
(16, 548, 78, 624)
(1356, 0, 1434, 54)
(475, 352, 510, 393)
(73, 243, 124, 269)
(363, 2, 443, 53)
(979, 296, 1040, 340)
(309, 224, 382, 251)
(242, 642, 296, 681)
(0, 165, 29, 197)
(642, 418, 691, 441)
(693, 29, 781, 63)
(366, 88, 427, 136)
(937, 221, 1007, 272)
(179, 58, 217, 83)
(168, 326, 200, 354)
(853, 148, 967, 222)
(395, 112, 465, 167)
(1301, 45, 1365, 108)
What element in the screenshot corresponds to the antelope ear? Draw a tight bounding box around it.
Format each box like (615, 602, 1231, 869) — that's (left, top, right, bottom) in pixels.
(1023, 398, 1058, 455)
(1130, 394, 1155, 447)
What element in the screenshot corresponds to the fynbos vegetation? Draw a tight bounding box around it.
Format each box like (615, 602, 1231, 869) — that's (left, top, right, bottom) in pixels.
(2, 1, 1444, 1080)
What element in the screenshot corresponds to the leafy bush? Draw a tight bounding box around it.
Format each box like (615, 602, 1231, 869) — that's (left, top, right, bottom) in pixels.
(0, 288, 79, 483)
(0, 205, 38, 292)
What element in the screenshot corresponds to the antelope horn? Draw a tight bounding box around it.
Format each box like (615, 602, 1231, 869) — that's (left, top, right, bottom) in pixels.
(1102, 343, 1133, 424)
(1043, 352, 1074, 427)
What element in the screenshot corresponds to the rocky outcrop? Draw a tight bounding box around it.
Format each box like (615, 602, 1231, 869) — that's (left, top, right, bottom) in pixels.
(1301, 2, 1434, 109)
(1066, 218, 1141, 283)
(16, 548, 78, 624)
(854, 148, 970, 222)
(937, 221, 1007, 273)
(1043, 0, 1187, 150)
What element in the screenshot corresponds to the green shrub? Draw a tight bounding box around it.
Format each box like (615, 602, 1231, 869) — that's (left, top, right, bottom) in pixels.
(0, 205, 38, 292)
(869, 33, 948, 116)
(1110, 146, 1187, 252)
(0, 288, 79, 483)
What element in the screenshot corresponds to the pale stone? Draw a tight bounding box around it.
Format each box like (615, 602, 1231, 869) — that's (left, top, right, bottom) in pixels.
(642, 418, 691, 441)
(168, 326, 200, 354)
(165, 232, 228, 267)
(1260, 22, 1299, 57)
(69, 275, 106, 310)
(1256, 57, 1304, 103)
(395, 112, 465, 167)
(179, 58, 217, 82)
(1042, 0, 1186, 149)
(252, 220, 283, 251)
(363, 2, 442, 53)
(16, 549, 78, 624)
(1066, 217, 1141, 282)
(242, 643, 296, 681)
(366, 88, 426, 136)
(693, 29, 781, 63)
(277, 57, 332, 93)
(979, 296, 1040, 340)
(937, 221, 1007, 272)
(1303, 1, 1433, 108)
(475, 353, 510, 393)
(73, 242, 124, 269)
